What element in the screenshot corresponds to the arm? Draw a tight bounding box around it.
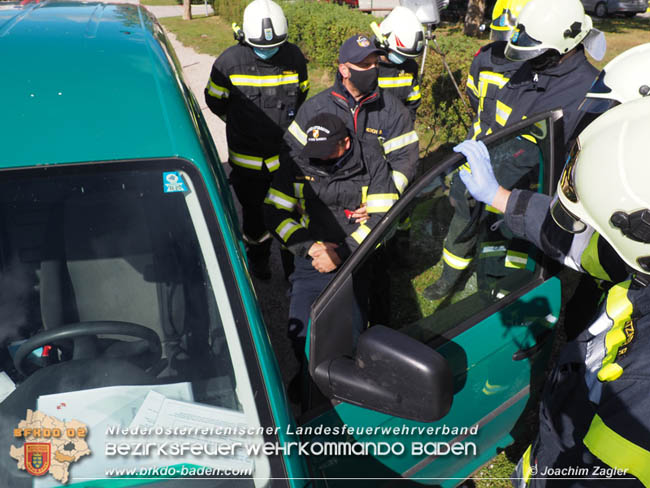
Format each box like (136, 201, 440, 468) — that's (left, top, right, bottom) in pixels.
(344, 149, 399, 256)
(404, 72, 421, 122)
(381, 98, 419, 194)
(455, 140, 627, 281)
(263, 158, 315, 258)
(296, 48, 309, 109)
(466, 55, 481, 115)
(204, 57, 231, 119)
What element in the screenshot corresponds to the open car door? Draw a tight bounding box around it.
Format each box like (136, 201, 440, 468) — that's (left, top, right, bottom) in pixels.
(304, 110, 566, 485)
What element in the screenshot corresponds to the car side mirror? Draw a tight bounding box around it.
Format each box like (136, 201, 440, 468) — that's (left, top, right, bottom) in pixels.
(313, 325, 453, 422)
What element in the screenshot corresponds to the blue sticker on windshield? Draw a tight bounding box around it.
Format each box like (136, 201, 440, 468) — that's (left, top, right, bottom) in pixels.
(163, 172, 188, 193)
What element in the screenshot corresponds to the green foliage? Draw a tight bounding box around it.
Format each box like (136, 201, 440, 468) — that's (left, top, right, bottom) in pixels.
(209, 1, 489, 150)
(212, 0, 374, 68)
(417, 27, 484, 148)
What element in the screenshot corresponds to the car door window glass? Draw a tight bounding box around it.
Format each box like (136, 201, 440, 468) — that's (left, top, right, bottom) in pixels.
(364, 122, 551, 345)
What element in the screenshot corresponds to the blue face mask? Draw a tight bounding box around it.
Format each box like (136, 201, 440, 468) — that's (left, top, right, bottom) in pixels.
(388, 51, 408, 65)
(253, 46, 279, 60)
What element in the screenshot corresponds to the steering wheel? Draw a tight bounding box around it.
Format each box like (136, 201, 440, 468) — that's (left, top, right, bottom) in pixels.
(14, 321, 162, 376)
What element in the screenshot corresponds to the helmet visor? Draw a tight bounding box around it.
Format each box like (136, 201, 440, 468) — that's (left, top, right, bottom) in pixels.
(550, 193, 587, 234)
(504, 28, 548, 61)
(490, 28, 514, 42)
(578, 97, 620, 114)
(559, 140, 581, 204)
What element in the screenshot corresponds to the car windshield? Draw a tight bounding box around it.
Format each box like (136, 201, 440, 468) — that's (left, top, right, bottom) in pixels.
(0, 160, 270, 487)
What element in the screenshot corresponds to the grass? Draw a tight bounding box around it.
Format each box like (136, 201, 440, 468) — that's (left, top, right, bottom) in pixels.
(159, 15, 334, 97)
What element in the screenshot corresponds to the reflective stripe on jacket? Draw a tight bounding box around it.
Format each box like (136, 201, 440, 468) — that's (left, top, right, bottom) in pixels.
(284, 75, 419, 192)
(264, 136, 398, 260)
(205, 42, 308, 175)
(505, 189, 650, 487)
(378, 58, 421, 121)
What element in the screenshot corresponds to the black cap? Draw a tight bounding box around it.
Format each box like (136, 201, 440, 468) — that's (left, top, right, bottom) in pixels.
(300, 113, 349, 159)
(339, 34, 385, 64)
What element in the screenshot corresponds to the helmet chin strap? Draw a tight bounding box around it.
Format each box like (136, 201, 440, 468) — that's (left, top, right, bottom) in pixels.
(530, 49, 562, 72)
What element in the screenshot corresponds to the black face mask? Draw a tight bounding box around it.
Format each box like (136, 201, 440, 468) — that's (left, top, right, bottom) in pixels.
(349, 66, 378, 96)
(530, 50, 562, 72)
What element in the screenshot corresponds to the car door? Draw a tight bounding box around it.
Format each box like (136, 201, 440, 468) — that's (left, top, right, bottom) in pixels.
(301, 110, 565, 486)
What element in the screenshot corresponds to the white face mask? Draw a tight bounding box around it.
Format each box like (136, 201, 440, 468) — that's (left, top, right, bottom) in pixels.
(253, 46, 279, 60)
(388, 51, 408, 65)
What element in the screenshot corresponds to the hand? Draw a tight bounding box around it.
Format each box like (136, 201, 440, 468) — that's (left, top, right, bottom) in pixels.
(350, 204, 368, 224)
(311, 243, 341, 273)
(454, 140, 500, 206)
(308, 241, 335, 259)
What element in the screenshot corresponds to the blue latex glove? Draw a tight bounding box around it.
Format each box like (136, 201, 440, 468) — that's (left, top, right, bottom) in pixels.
(453, 140, 499, 206)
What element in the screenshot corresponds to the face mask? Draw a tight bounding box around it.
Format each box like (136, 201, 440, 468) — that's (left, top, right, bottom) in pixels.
(349, 66, 378, 96)
(388, 51, 408, 65)
(253, 46, 279, 60)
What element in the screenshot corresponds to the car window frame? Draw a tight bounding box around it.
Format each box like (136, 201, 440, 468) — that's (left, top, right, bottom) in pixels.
(311, 109, 565, 346)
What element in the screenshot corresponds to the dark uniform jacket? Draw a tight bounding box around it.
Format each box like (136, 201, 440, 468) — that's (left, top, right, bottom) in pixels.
(467, 45, 599, 146)
(205, 42, 309, 177)
(505, 189, 649, 487)
(378, 58, 421, 121)
(264, 136, 398, 261)
(466, 41, 522, 124)
(284, 74, 418, 195)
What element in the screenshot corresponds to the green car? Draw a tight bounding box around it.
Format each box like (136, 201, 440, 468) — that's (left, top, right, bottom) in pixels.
(0, 2, 565, 487)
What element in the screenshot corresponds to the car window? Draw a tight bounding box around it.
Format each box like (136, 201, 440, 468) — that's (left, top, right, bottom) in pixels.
(359, 121, 552, 346)
(0, 161, 270, 486)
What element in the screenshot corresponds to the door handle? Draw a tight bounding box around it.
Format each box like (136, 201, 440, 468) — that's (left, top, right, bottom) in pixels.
(512, 329, 553, 361)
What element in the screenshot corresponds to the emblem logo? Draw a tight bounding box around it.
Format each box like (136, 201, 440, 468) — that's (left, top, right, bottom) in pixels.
(25, 443, 51, 477)
(357, 36, 370, 47)
(312, 129, 320, 139)
(264, 28, 273, 41)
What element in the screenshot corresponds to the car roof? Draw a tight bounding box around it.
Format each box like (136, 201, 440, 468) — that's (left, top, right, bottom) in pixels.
(0, 0, 206, 168)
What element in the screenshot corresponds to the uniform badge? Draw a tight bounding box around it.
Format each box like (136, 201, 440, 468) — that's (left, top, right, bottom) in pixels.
(357, 36, 370, 47)
(264, 28, 273, 41)
(312, 129, 319, 139)
(25, 443, 51, 477)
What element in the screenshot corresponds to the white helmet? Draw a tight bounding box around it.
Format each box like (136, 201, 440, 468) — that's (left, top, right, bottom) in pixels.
(242, 0, 288, 48)
(378, 6, 425, 58)
(551, 97, 650, 275)
(505, 0, 596, 62)
(580, 43, 650, 114)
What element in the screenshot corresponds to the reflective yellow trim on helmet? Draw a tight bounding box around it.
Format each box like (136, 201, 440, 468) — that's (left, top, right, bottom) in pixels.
(584, 414, 650, 486)
(442, 248, 472, 270)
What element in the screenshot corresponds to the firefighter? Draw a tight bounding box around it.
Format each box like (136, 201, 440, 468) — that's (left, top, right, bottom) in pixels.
(424, 0, 603, 300)
(205, 0, 308, 280)
(576, 42, 650, 132)
(455, 97, 650, 487)
(375, 6, 426, 121)
(285, 34, 419, 200)
(265, 113, 398, 402)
